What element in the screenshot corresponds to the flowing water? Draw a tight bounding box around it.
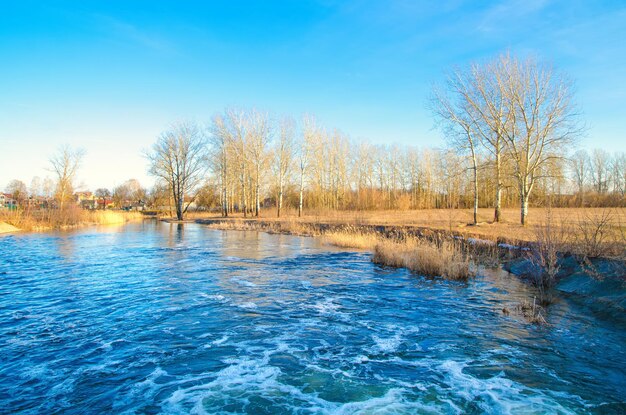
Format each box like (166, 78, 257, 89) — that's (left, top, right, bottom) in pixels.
(1, 222, 624, 414)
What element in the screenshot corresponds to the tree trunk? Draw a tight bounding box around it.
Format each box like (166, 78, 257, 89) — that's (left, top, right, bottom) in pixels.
(255, 185, 260, 217)
(242, 171, 247, 218)
(520, 194, 529, 226)
(277, 176, 283, 218)
(174, 186, 184, 221)
(473, 165, 478, 225)
(222, 186, 228, 217)
(298, 172, 304, 218)
(494, 152, 502, 222)
(468, 140, 478, 225)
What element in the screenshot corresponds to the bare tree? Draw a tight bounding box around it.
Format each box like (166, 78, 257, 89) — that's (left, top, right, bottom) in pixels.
(502, 55, 582, 225)
(147, 122, 208, 220)
(209, 114, 232, 217)
(432, 55, 512, 223)
(590, 148, 611, 194)
(5, 180, 28, 206)
(612, 152, 626, 196)
(42, 177, 55, 201)
(431, 83, 481, 224)
(227, 109, 250, 217)
(95, 188, 111, 209)
(30, 176, 42, 198)
(570, 149, 589, 207)
(298, 115, 317, 217)
(247, 109, 271, 217)
(50, 145, 85, 210)
(113, 179, 146, 209)
(273, 117, 295, 217)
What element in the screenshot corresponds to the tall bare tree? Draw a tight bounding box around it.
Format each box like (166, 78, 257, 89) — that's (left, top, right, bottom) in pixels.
(273, 117, 295, 217)
(147, 122, 208, 220)
(570, 149, 589, 207)
(590, 148, 610, 194)
(433, 54, 513, 223)
(210, 113, 234, 217)
(431, 83, 481, 224)
(50, 145, 85, 210)
(502, 55, 582, 225)
(247, 109, 271, 217)
(298, 115, 317, 217)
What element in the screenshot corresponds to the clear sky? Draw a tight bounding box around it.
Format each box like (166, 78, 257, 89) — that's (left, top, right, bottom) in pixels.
(1, 0, 625, 191)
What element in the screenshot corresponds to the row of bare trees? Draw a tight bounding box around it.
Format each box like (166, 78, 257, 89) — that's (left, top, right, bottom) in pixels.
(570, 148, 626, 205)
(146, 115, 623, 223)
(142, 53, 619, 223)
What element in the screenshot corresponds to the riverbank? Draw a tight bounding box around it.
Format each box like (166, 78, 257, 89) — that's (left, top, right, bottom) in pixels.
(0, 222, 20, 234)
(0, 209, 145, 232)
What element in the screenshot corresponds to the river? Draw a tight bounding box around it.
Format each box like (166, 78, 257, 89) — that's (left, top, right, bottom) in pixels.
(1, 222, 624, 414)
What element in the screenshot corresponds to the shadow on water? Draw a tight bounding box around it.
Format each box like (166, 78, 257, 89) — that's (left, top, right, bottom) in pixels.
(0, 222, 624, 414)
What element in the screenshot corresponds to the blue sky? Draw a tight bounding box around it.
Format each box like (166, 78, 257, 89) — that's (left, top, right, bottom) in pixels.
(1, 0, 625, 190)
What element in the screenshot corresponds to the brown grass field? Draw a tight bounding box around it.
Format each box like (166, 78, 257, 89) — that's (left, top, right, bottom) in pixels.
(186, 207, 626, 244)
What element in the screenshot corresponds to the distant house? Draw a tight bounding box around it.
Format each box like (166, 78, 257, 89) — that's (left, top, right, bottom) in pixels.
(25, 196, 48, 209)
(95, 198, 113, 209)
(0, 193, 17, 210)
(75, 191, 96, 209)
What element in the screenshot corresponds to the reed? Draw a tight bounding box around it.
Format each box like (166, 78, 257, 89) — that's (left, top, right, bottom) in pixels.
(323, 229, 380, 249)
(373, 237, 472, 281)
(0, 208, 143, 231)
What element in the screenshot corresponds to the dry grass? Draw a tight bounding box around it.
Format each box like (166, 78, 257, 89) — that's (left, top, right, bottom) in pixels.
(84, 210, 144, 225)
(202, 218, 320, 237)
(188, 207, 626, 245)
(0, 208, 143, 231)
(323, 227, 380, 249)
(372, 237, 473, 281)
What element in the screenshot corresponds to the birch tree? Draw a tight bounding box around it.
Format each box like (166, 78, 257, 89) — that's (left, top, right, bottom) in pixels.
(433, 55, 513, 223)
(503, 55, 582, 225)
(431, 85, 480, 224)
(298, 115, 316, 217)
(247, 109, 271, 217)
(273, 117, 295, 217)
(210, 113, 234, 217)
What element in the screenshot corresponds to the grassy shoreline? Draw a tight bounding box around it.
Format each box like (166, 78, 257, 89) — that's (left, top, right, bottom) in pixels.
(0, 209, 144, 232)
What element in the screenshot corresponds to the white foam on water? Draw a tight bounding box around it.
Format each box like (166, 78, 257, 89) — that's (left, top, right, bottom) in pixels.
(212, 335, 229, 346)
(230, 277, 257, 288)
(157, 355, 449, 415)
(238, 302, 258, 310)
(310, 298, 352, 322)
(437, 360, 583, 414)
(97, 338, 127, 352)
(332, 388, 444, 415)
(199, 293, 226, 301)
(371, 333, 404, 354)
